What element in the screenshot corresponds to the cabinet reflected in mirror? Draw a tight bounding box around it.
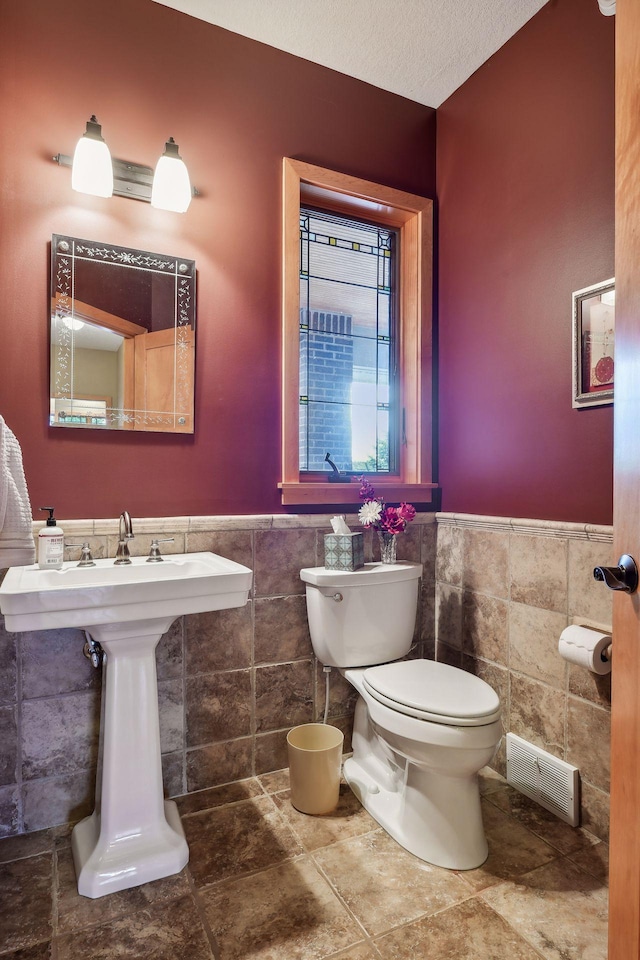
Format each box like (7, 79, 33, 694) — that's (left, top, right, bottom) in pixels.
(50, 236, 196, 433)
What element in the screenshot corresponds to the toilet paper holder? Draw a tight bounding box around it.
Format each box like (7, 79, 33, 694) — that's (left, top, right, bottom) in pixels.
(570, 617, 613, 666)
(593, 554, 638, 594)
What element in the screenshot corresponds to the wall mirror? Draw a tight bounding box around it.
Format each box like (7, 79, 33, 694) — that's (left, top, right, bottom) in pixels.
(50, 235, 196, 432)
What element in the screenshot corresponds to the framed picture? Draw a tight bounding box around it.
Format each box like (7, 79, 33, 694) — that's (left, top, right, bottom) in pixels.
(572, 277, 615, 408)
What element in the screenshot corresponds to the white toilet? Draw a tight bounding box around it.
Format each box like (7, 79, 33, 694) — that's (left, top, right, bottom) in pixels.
(300, 561, 502, 870)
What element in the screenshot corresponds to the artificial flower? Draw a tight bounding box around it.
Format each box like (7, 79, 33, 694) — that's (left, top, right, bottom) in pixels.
(379, 506, 406, 533)
(358, 500, 383, 526)
(357, 477, 416, 535)
(359, 477, 377, 502)
(399, 502, 416, 523)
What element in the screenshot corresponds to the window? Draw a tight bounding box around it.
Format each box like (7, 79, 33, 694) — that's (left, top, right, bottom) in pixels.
(280, 158, 436, 506)
(299, 207, 398, 475)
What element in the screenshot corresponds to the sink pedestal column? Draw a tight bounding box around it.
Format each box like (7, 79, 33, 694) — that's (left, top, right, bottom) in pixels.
(71, 617, 188, 899)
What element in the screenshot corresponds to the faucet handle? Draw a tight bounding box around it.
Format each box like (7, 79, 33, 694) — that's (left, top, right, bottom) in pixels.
(64, 541, 96, 567)
(146, 538, 175, 562)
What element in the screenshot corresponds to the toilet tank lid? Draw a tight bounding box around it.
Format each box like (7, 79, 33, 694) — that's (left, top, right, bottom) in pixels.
(301, 562, 422, 586)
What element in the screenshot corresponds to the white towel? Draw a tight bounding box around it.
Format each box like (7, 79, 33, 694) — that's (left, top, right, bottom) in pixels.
(0, 415, 36, 568)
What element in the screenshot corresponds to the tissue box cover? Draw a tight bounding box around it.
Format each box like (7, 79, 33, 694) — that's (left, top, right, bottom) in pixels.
(324, 533, 364, 571)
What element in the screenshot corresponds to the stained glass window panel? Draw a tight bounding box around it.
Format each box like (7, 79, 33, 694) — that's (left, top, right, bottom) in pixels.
(299, 207, 398, 475)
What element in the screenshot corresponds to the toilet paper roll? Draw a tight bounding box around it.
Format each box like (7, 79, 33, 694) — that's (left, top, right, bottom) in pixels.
(558, 624, 612, 675)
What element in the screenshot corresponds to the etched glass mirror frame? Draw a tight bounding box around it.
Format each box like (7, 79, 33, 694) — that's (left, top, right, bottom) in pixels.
(50, 235, 196, 433)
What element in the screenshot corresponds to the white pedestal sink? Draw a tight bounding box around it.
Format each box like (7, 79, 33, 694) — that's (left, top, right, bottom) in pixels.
(0, 552, 252, 899)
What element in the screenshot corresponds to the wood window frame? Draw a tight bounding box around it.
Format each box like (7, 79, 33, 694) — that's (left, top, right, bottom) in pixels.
(280, 157, 436, 507)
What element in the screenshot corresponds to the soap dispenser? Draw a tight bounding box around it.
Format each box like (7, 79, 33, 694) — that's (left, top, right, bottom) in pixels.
(38, 506, 64, 570)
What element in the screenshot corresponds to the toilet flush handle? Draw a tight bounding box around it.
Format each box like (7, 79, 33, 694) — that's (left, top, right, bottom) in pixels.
(322, 591, 343, 602)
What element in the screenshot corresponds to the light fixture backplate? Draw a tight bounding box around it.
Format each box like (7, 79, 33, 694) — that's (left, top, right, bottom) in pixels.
(55, 154, 155, 203)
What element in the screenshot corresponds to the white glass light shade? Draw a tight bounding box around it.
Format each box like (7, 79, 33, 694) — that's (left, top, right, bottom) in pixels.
(61, 315, 84, 331)
(71, 117, 113, 198)
(151, 138, 191, 213)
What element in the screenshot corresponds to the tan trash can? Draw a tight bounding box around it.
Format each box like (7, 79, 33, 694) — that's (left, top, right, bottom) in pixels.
(287, 723, 344, 815)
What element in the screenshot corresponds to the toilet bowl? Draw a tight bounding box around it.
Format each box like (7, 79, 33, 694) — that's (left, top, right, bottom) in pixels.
(344, 661, 501, 869)
(300, 562, 502, 870)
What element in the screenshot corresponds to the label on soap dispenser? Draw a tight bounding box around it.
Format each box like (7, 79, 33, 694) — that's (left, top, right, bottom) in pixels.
(38, 532, 64, 567)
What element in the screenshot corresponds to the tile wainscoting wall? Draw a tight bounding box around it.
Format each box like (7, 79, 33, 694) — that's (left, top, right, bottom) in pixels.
(0, 513, 435, 837)
(0, 511, 613, 844)
(435, 513, 613, 842)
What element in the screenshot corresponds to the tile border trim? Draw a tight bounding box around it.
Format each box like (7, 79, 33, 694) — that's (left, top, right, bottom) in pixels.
(436, 512, 613, 542)
(30, 513, 438, 537)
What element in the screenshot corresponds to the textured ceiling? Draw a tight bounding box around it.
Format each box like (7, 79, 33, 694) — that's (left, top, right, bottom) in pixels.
(152, 0, 549, 108)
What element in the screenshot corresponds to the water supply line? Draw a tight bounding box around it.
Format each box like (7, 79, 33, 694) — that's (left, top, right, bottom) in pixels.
(322, 665, 332, 724)
(83, 631, 104, 669)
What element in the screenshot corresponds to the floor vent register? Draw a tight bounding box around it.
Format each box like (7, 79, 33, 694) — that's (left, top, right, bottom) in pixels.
(506, 733, 579, 827)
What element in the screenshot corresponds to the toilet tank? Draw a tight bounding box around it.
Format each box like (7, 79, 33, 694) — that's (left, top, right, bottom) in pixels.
(300, 562, 422, 667)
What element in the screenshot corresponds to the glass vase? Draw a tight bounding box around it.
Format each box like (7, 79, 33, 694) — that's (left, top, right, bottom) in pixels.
(377, 531, 398, 564)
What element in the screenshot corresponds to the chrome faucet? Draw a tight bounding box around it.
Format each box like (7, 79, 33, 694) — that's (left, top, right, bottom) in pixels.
(114, 510, 134, 565)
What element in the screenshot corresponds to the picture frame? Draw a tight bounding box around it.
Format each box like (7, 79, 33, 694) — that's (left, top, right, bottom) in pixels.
(572, 277, 615, 408)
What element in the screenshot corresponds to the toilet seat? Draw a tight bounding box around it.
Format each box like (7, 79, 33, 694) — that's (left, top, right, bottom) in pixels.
(362, 660, 501, 727)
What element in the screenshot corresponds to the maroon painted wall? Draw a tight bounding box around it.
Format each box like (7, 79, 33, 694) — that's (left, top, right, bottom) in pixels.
(437, 0, 615, 524)
(0, 0, 435, 520)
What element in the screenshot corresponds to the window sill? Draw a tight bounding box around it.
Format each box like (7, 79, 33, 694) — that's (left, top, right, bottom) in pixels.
(279, 482, 438, 507)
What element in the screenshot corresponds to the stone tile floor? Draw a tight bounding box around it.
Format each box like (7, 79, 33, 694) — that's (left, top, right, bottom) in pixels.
(0, 768, 609, 959)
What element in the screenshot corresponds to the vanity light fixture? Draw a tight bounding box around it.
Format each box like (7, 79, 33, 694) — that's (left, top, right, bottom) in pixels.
(71, 116, 114, 198)
(54, 120, 197, 211)
(151, 138, 192, 213)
